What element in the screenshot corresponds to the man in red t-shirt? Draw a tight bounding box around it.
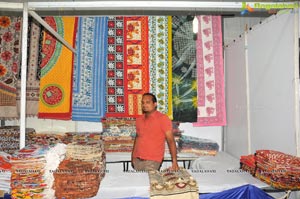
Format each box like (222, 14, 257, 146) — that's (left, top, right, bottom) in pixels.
(131, 93, 179, 171)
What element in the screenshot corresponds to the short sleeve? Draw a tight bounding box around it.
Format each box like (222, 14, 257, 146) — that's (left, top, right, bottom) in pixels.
(160, 114, 172, 133)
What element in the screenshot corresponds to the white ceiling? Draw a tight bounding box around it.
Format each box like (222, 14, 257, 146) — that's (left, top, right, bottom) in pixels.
(0, 1, 294, 17)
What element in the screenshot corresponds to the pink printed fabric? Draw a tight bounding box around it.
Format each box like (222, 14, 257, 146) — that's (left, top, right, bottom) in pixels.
(193, 16, 226, 127)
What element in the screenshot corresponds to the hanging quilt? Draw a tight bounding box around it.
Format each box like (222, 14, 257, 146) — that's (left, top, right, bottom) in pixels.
(0, 16, 22, 119)
(125, 16, 149, 117)
(149, 16, 173, 119)
(17, 18, 42, 117)
(106, 16, 149, 118)
(38, 16, 77, 120)
(72, 17, 108, 122)
(172, 16, 198, 122)
(193, 16, 226, 127)
(105, 16, 127, 117)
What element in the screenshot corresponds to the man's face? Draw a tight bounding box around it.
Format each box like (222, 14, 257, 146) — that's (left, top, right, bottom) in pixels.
(142, 95, 156, 113)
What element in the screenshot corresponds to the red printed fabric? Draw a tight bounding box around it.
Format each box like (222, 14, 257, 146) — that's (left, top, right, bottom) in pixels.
(0, 152, 11, 193)
(242, 150, 300, 190)
(106, 16, 149, 118)
(105, 17, 127, 117)
(124, 16, 149, 117)
(240, 154, 256, 175)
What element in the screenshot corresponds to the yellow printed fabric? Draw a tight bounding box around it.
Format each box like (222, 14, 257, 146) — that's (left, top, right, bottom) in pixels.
(38, 17, 77, 120)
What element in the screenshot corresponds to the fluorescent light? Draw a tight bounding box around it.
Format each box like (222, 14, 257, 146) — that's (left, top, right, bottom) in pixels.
(193, 16, 198, 34)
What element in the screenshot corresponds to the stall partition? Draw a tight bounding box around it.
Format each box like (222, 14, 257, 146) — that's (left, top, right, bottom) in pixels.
(224, 9, 299, 158)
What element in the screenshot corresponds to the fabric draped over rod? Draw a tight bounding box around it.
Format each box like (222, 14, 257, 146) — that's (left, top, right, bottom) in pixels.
(0, 15, 226, 126)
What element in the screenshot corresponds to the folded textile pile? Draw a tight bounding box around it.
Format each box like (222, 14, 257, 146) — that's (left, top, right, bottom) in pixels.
(148, 168, 198, 199)
(102, 117, 136, 137)
(62, 132, 102, 144)
(0, 126, 36, 155)
(241, 150, 300, 190)
(240, 154, 256, 175)
(177, 135, 219, 156)
(10, 144, 66, 199)
(65, 141, 105, 163)
(0, 152, 11, 194)
(255, 150, 300, 190)
(53, 141, 106, 199)
(27, 133, 63, 146)
(102, 135, 134, 152)
(101, 118, 136, 152)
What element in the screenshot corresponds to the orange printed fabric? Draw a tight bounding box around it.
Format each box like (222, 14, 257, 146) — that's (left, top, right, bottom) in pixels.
(124, 17, 149, 117)
(38, 17, 77, 120)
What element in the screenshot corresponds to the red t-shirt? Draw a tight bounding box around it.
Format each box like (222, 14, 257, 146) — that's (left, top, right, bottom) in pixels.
(133, 110, 172, 162)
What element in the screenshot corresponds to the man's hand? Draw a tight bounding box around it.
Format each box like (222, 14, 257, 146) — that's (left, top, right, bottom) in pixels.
(131, 157, 137, 169)
(165, 130, 179, 172)
(168, 162, 179, 171)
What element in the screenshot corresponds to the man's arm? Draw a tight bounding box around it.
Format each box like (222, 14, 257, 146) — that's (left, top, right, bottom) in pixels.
(131, 135, 138, 168)
(165, 130, 179, 171)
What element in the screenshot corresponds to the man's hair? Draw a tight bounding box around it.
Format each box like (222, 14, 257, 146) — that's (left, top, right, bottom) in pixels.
(143, 93, 157, 103)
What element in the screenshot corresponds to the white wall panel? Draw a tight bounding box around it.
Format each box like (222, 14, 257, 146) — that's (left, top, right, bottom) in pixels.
(224, 36, 248, 158)
(247, 11, 297, 155)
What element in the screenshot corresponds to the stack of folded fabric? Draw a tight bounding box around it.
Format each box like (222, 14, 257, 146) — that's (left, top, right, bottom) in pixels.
(10, 143, 66, 199)
(101, 118, 136, 152)
(0, 152, 11, 194)
(102, 135, 134, 152)
(0, 126, 36, 155)
(177, 135, 219, 156)
(53, 140, 106, 199)
(27, 132, 63, 146)
(240, 154, 256, 175)
(254, 150, 300, 190)
(148, 168, 198, 199)
(62, 132, 101, 144)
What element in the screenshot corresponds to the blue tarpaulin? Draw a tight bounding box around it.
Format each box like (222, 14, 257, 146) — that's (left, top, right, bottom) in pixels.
(117, 184, 274, 199)
(200, 184, 274, 199)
